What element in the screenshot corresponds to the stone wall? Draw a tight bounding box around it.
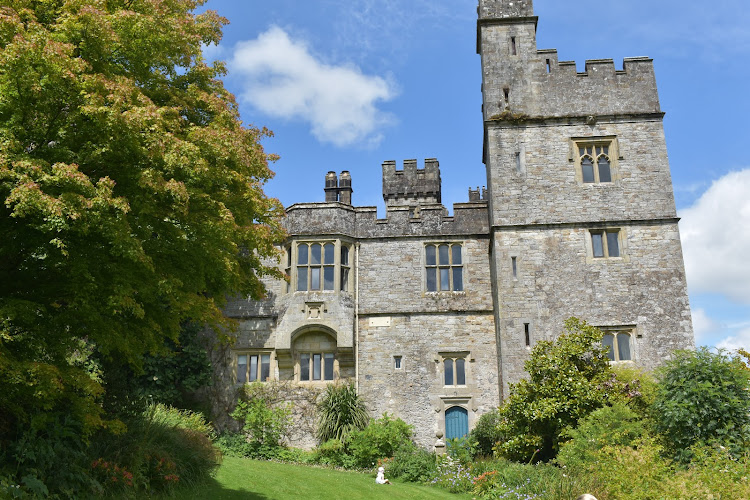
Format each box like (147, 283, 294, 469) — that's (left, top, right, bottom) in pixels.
(357, 312, 499, 449)
(491, 223, 694, 395)
(485, 119, 678, 225)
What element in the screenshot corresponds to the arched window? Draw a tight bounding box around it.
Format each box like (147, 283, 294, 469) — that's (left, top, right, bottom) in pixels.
(578, 143, 614, 184)
(601, 328, 633, 361)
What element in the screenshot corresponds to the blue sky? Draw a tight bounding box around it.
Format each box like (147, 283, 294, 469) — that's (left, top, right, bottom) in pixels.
(201, 0, 750, 351)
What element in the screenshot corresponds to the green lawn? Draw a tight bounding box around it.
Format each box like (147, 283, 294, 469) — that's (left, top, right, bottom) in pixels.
(183, 457, 471, 500)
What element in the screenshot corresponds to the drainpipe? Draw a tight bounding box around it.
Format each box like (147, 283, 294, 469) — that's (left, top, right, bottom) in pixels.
(355, 242, 360, 393)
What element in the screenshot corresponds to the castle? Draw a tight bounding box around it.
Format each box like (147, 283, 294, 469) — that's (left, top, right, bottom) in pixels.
(208, 0, 695, 450)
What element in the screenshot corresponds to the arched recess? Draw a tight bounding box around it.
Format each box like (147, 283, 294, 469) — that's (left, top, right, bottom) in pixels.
(291, 326, 340, 383)
(445, 406, 469, 440)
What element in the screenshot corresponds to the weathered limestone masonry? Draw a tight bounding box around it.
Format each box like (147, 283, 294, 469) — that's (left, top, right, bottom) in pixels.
(478, 0, 694, 395)
(207, 0, 694, 451)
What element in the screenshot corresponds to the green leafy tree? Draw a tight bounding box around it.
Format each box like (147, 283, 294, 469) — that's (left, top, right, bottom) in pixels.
(495, 317, 614, 462)
(0, 0, 284, 442)
(316, 382, 369, 444)
(653, 347, 750, 461)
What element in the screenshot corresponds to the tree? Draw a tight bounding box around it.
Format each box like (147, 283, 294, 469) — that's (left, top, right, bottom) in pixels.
(653, 347, 750, 461)
(0, 0, 284, 441)
(495, 317, 615, 462)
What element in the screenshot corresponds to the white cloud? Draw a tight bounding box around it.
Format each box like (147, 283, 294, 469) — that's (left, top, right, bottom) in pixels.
(229, 26, 397, 148)
(716, 327, 750, 352)
(691, 308, 721, 344)
(679, 169, 750, 304)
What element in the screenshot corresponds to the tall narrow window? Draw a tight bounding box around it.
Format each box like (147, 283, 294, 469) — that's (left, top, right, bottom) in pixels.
(515, 151, 521, 173)
(312, 353, 322, 380)
(503, 88, 510, 108)
(524, 323, 530, 347)
(512, 256, 518, 278)
(297, 244, 309, 291)
(323, 243, 335, 290)
(546, 58, 551, 73)
(237, 355, 248, 384)
(426, 243, 463, 292)
(300, 353, 310, 381)
(510, 36, 517, 55)
(444, 358, 454, 386)
(591, 229, 620, 258)
(394, 356, 402, 370)
(310, 244, 321, 290)
(285, 246, 292, 293)
(340, 245, 350, 291)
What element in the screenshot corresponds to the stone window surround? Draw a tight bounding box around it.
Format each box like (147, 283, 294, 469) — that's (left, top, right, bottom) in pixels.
(285, 238, 353, 294)
(437, 351, 472, 388)
(598, 325, 638, 362)
(570, 135, 621, 185)
(584, 227, 630, 264)
(424, 242, 466, 293)
(233, 350, 275, 384)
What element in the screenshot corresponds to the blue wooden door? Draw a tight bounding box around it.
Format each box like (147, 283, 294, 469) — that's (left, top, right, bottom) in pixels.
(445, 406, 469, 440)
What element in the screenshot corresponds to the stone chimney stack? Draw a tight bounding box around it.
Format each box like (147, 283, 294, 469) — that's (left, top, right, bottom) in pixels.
(338, 171, 353, 205)
(324, 171, 338, 202)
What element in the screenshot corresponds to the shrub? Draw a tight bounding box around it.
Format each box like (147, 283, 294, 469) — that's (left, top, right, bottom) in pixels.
(608, 365, 658, 423)
(314, 438, 348, 467)
(231, 382, 293, 450)
(445, 435, 478, 464)
(495, 318, 613, 462)
(0, 415, 99, 498)
(653, 347, 750, 461)
(316, 382, 369, 444)
(556, 402, 648, 470)
(470, 409, 502, 457)
(387, 443, 437, 483)
(347, 413, 413, 468)
(88, 403, 221, 493)
(215, 432, 255, 458)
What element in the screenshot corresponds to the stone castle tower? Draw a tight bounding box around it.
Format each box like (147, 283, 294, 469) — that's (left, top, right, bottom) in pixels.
(207, 0, 694, 451)
(478, 0, 694, 394)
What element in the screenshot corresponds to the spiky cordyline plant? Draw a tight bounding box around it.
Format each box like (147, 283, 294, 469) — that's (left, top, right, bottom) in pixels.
(316, 383, 369, 444)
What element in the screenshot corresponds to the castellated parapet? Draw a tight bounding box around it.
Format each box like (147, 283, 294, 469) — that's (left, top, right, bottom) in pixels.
(479, 0, 534, 18)
(383, 158, 442, 208)
(478, 0, 661, 120)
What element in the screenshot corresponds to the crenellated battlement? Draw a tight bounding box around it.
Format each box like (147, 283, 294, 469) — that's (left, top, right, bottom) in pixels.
(382, 158, 442, 208)
(480, 30, 660, 120)
(479, 0, 534, 19)
(284, 201, 489, 239)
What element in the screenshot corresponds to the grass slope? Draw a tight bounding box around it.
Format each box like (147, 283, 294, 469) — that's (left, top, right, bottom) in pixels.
(184, 457, 471, 500)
